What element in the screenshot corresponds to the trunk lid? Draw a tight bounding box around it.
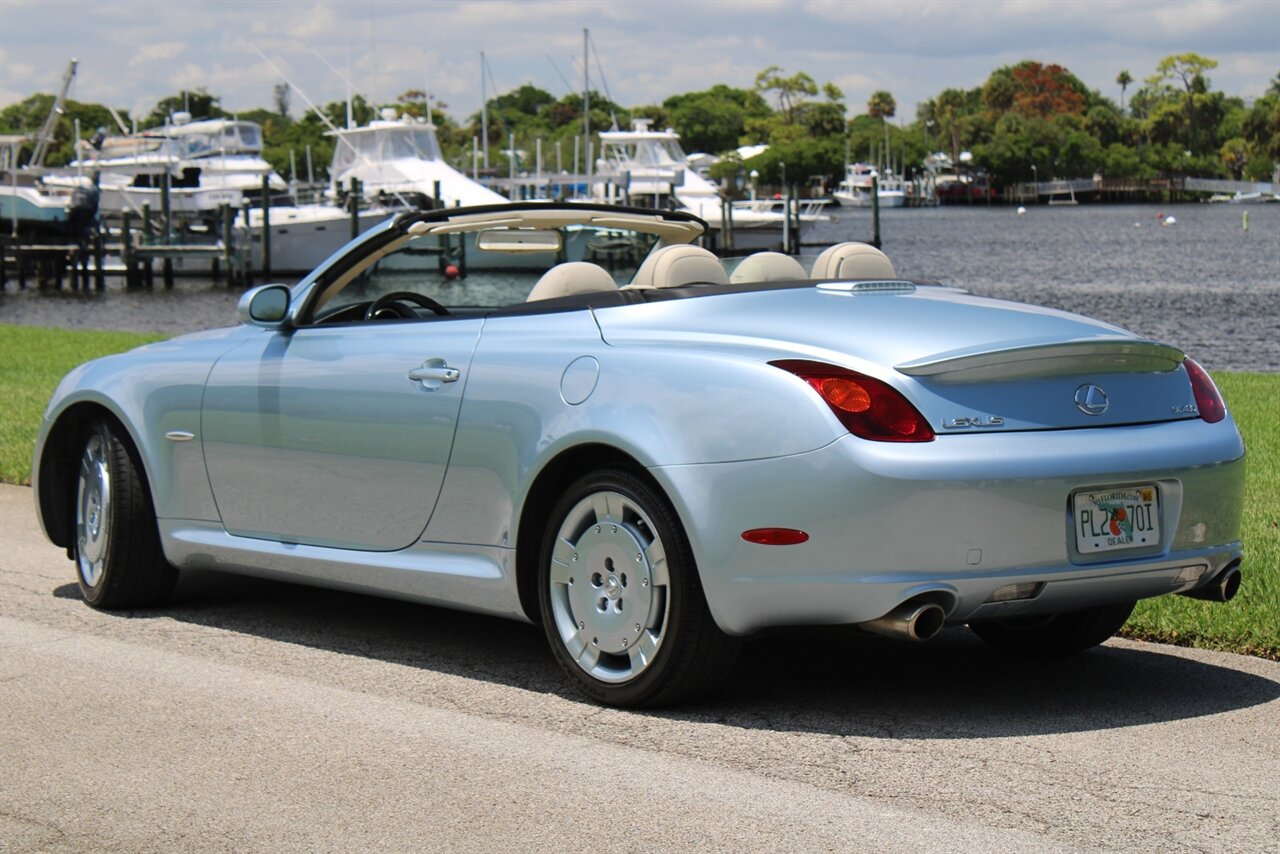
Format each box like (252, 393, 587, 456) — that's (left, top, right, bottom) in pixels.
(594, 284, 1199, 432)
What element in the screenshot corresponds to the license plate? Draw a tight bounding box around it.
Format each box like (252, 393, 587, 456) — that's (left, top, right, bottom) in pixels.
(1073, 485, 1161, 553)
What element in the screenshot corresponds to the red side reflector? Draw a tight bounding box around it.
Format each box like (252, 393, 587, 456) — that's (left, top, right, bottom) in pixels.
(1183, 358, 1226, 423)
(742, 528, 810, 546)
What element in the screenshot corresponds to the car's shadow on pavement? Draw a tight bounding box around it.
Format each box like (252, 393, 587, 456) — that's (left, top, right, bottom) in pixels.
(54, 569, 1279, 739)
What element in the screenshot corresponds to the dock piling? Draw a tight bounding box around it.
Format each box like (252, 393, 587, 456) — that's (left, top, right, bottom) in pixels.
(260, 176, 271, 279)
(349, 178, 362, 240)
(121, 212, 137, 289)
(871, 176, 882, 249)
(220, 205, 234, 287)
(93, 223, 104, 291)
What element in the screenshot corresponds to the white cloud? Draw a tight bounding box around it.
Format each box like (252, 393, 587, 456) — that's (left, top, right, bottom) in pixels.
(0, 0, 1274, 122)
(127, 41, 186, 68)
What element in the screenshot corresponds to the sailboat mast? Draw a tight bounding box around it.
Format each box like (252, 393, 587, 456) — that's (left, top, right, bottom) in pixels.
(582, 28, 590, 180)
(480, 51, 489, 169)
(345, 47, 353, 129)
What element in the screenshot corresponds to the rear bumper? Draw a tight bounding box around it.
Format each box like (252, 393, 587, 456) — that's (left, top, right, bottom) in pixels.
(652, 418, 1246, 635)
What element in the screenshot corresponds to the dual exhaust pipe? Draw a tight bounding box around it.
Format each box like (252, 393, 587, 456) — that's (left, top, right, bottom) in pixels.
(1180, 563, 1242, 603)
(861, 562, 1242, 643)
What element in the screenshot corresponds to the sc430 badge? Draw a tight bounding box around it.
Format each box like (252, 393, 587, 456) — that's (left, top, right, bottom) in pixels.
(942, 416, 1005, 430)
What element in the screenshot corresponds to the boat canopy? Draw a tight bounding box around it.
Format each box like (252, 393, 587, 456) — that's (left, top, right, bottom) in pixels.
(600, 120, 688, 170)
(171, 121, 263, 159)
(331, 123, 443, 176)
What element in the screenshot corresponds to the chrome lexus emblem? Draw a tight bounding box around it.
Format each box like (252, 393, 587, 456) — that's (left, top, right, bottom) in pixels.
(1074, 384, 1109, 416)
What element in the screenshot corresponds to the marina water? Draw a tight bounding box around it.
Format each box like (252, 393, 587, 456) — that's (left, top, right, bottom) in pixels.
(2, 203, 1276, 372)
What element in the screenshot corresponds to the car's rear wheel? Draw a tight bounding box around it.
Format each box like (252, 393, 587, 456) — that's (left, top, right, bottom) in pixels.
(74, 419, 177, 609)
(968, 601, 1136, 655)
(537, 468, 737, 707)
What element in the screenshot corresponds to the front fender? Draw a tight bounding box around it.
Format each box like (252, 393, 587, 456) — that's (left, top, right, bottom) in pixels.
(32, 329, 252, 547)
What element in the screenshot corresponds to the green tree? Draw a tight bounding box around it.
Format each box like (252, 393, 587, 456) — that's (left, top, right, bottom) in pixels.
(142, 89, 229, 128)
(1146, 53, 1219, 153)
(1242, 87, 1280, 164)
(754, 66, 817, 124)
(867, 90, 896, 120)
(1116, 70, 1133, 113)
(917, 87, 982, 165)
(1219, 137, 1250, 179)
(273, 82, 290, 118)
(0, 94, 131, 166)
(663, 84, 770, 153)
(1102, 142, 1143, 178)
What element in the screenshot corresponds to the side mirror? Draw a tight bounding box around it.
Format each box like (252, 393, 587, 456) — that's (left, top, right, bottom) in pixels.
(238, 284, 292, 329)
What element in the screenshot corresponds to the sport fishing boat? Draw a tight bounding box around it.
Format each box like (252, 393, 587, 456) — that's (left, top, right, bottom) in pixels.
(328, 108, 507, 208)
(593, 120, 827, 250)
(240, 109, 513, 274)
(832, 162, 906, 208)
(48, 113, 287, 217)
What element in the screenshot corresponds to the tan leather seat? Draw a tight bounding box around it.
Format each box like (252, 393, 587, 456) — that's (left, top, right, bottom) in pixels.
(729, 251, 806, 283)
(526, 262, 618, 302)
(809, 242, 897, 279)
(629, 244, 729, 288)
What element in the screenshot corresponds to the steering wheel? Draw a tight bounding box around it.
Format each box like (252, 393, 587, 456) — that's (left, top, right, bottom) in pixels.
(364, 291, 450, 321)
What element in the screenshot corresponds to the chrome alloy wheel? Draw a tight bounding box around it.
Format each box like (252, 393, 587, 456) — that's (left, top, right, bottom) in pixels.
(547, 490, 670, 684)
(75, 431, 112, 588)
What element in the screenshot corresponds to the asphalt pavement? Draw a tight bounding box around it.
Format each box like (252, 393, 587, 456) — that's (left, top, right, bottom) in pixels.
(2, 483, 1277, 853)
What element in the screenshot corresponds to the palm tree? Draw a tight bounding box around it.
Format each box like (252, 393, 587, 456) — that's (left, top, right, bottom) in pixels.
(867, 91, 897, 170)
(867, 90, 896, 121)
(1116, 70, 1133, 113)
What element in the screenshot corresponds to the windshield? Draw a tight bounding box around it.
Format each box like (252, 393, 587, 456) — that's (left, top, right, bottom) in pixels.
(308, 224, 662, 322)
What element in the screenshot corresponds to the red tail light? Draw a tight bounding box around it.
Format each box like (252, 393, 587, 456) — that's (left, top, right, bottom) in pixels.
(1183, 358, 1226, 423)
(771, 359, 935, 442)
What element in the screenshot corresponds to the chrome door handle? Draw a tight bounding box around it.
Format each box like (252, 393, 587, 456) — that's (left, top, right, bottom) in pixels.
(407, 358, 460, 390)
(407, 366, 460, 382)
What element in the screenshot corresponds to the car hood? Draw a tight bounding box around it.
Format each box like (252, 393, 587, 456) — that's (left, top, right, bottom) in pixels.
(594, 284, 1201, 432)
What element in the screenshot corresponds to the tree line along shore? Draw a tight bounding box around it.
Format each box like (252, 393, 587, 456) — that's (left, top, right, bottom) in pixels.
(3, 52, 1277, 195)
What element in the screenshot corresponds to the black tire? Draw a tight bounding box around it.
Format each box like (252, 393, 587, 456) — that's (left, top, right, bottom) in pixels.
(73, 419, 177, 609)
(537, 468, 738, 707)
(968, 601, 1136, 655)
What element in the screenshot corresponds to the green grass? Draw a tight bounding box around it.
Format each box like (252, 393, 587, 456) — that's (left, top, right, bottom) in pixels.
(1123, 372, 1280, 659)
(1, 324, 1277, 658)
(0, 324, 164, 484)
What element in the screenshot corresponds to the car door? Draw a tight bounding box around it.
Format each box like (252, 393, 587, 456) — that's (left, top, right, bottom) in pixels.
(201, 317, 483, 551)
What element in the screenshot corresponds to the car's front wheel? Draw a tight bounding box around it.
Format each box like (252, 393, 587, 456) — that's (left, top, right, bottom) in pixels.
(74, 419, 177, 609)
(968, 601, 1136, 655)
(537, 468, 737, 707)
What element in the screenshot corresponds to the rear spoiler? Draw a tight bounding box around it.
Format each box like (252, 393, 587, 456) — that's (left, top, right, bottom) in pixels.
(895, 339, 1185, 383)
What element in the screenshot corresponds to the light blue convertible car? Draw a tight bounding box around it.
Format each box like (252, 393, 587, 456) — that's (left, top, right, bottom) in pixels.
(33, 203, 1246, 706)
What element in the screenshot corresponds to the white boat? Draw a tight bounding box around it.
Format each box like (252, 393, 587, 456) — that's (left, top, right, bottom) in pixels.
(47, 113, 287, 216)
(594, 120, 829, 234)
(0, 134, 79, 237)
(328, 109, 507, 208)
(832, 162, 906, 208)
(1208, 190, 1277, 204)
(243, 110, 508, 274)
(240, 203, 394, 276)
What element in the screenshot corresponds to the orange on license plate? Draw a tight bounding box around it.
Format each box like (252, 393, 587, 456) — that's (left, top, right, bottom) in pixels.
(1074, 485, 1160, 553)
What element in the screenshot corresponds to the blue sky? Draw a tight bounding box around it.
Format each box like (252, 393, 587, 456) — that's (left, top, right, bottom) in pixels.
(1, 0, 1276, 124)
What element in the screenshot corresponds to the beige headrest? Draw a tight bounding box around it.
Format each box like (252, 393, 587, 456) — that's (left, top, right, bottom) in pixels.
(729, 251, 806, 283)
(629, 244, 729, 288)
(526, 262, 618, 302)
(809, 242, 896, 279)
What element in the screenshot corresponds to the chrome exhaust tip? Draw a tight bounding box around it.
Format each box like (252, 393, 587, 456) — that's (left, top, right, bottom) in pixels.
(859, 602, 947, 642)
(1180, 564, 1242, 603)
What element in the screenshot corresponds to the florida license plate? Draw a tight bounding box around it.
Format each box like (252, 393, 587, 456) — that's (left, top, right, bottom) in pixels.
(1074, 485, 1161, 553)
